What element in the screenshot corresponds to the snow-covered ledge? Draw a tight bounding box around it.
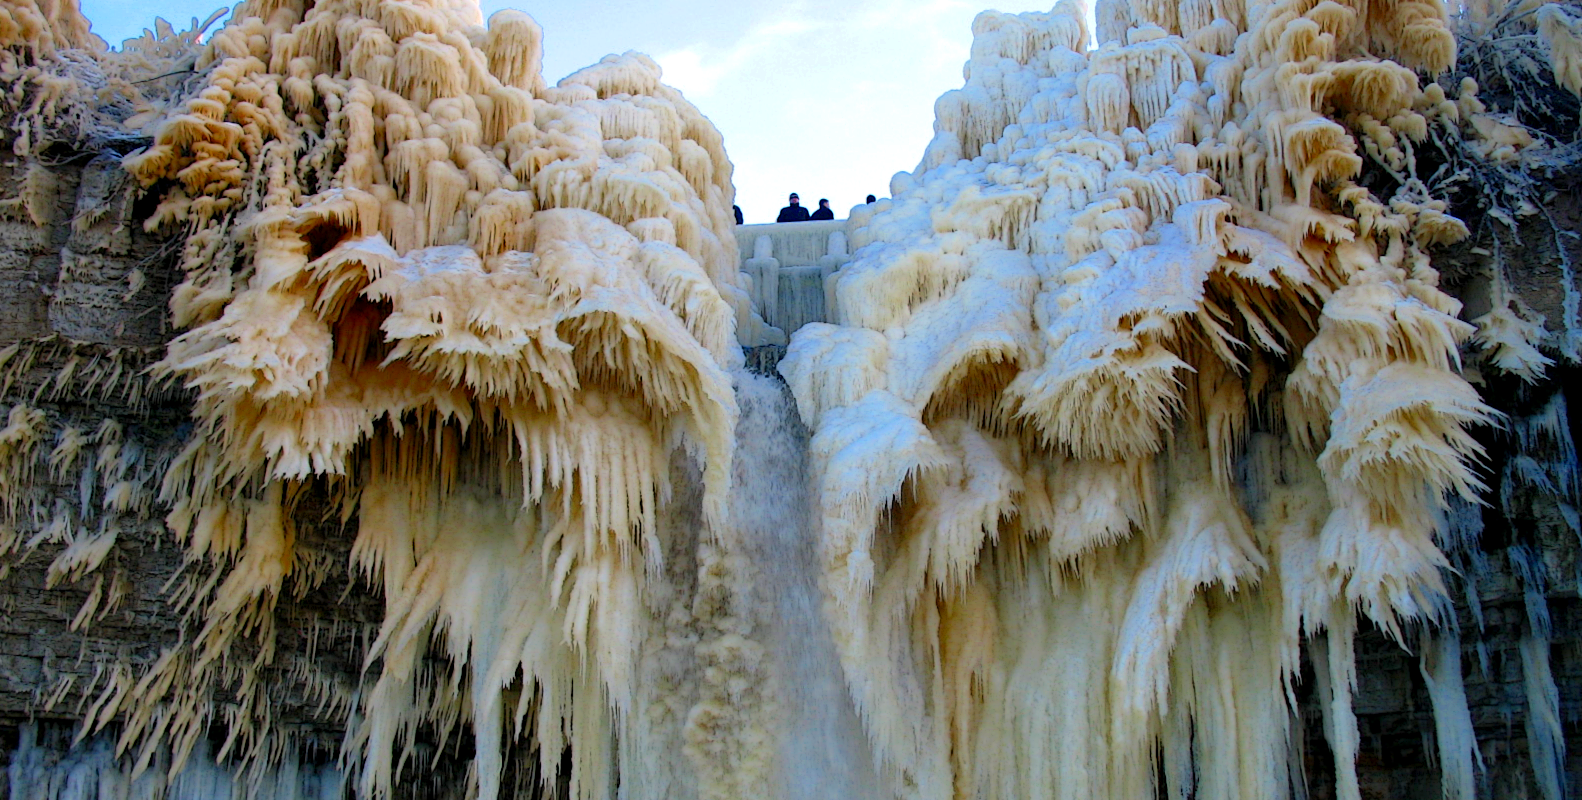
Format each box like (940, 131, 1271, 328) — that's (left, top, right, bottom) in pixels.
(734, 219, 853, 337)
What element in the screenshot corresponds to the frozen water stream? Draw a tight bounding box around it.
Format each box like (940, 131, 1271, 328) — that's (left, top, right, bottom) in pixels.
(728, 372, 881, 800)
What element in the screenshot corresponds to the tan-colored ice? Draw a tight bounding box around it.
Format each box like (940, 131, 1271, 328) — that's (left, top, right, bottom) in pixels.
(94, 1, 766, 797)
(782, 0, 1517, 797)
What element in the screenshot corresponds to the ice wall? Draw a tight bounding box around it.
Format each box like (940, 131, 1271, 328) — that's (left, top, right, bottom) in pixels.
(3, 0, 1581, 797)
(0, 0, 785, 798)
(734, 219, 854, 336)
(778, 0, 1558, 797)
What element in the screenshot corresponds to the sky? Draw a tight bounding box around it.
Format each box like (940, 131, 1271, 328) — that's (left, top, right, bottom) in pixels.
(78, 0, 1059, 223)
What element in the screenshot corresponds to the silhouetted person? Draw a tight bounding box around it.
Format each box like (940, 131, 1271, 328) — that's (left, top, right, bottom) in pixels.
(809, 198, 834, 220)
(776, 193, 810, 222)
(733, 204, 743, 224)
(866, 194, 877, 204)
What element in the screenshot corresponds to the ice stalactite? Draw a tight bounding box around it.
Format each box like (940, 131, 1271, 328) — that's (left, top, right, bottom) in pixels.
(9, 0, 1582, 796)
(782, 0, 1516, 796)
(1472, 298, 1554, 384)
(1521, 627, 1568, 800)
(1511, 542, 1568, 800)
(1420, 627, 1482, 800)
(27, 0, 779, 797)
(1493, 391, 1581, 800)
(1503, 393, 1582, 564)
(1422, 499, 1486, 800)
(1537, 3, 1582, 96)
(6, 723, 343, 800)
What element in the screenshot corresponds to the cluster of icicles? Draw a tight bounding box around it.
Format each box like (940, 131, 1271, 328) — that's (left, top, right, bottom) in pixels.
(3, 0, 780, 798)
(784, 0, 1568, 799)
(2, 0, 1577, 796)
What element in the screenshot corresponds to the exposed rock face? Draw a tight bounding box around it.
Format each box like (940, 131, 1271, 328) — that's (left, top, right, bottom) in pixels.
(0, 130, 387, 793)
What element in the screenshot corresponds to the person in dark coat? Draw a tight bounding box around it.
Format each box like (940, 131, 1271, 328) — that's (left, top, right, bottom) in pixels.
(776, 193, 810, 222)
(733, 204, 744, 224)
(809, 198, 834, 220)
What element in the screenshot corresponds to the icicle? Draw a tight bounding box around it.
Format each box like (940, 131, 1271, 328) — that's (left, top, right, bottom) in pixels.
(781, 0, 1495, 796)
(9, 0, 1563, 796)
(1511, 543, 1568, 800)
(93, 1, 760, 795)
(1419, 627, 1482, 800)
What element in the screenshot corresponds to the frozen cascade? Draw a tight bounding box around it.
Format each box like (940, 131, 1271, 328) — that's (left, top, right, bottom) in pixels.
(729, 371, 882, 800)
(0, 376, 877, 800)
(736, 222, 850, 273)
(0, 0, 1580, 796)
(6, 724, 342, 800)
(775, 267, 831, 335)
(736, 222, 853, 336)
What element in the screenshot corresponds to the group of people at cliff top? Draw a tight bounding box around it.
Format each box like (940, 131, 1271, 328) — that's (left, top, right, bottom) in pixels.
(773, 192, 834, 222)
(728, 193, 880, 224)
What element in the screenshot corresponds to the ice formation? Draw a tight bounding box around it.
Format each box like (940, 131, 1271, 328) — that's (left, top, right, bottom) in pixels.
(779, 0, 1544, 796)
(3, 0, 1581, 796)
(3, 0, 784, 797)
(1537, 3, 1582, 95)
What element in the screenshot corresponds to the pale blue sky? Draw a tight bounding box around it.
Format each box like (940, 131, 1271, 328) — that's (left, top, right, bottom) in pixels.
(80, 0, 1057, 222)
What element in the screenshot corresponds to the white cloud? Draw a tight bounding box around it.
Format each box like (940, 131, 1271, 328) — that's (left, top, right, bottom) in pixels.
(655, 10, 825, 99)
(655, 48, 722, 96)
